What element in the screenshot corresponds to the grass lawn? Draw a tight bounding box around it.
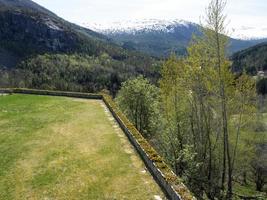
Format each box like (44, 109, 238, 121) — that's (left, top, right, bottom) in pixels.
(0, 94, 165, 200)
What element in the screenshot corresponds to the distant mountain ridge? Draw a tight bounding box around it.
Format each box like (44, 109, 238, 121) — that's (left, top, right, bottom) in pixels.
(86, 19, 197, 35)
(86, 19, 267, 57)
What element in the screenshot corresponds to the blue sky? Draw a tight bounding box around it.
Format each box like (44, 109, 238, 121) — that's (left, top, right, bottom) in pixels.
(33, 0, 267, 38)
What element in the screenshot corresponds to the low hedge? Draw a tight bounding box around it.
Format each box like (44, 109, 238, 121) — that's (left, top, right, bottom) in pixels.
(0, 88, 102, 99)
(0, 88, 195, 200)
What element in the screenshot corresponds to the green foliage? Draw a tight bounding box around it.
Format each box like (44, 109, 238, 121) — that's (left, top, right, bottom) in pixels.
(156, 1, 261, 199)
(0, 53, 160, 94)
(115, 76, 159, 137)
(158, 55, 198, 178)
(103, 94, 195, 200)
(114, 1, 265, 198)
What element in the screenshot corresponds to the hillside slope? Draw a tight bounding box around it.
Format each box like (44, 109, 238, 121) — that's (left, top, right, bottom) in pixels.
(0, 0, 56, 16)
(0, 0, 159, 93)
(0, 0, 132, 68)
(231, 42, 267, 75)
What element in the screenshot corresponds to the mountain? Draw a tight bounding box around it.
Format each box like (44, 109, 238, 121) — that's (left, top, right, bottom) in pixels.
(0, 0, 158, 93)
(86, 19, 267, 58)
(0, 0, 133, 68)
(93, 19, 200, 57)
(0, 0, 57, 15)
(231, 42, 267, 75)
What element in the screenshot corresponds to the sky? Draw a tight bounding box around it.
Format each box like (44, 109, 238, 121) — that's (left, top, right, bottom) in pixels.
(32, 0, 267, 39)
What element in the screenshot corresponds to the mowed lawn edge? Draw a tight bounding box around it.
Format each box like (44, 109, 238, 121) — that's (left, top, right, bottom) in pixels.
(0, 94, 165, 200)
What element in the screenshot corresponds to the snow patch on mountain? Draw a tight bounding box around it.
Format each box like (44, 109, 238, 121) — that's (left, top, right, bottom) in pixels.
(82, 18, 267, 40)
(83, 19, 197, 35)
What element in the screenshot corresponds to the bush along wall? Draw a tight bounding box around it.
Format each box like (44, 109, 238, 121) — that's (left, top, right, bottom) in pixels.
(0, 88, 195, 200)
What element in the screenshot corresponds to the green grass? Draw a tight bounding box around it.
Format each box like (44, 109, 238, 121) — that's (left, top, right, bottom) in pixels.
(233, 181, 265, 197)
(0, 94, 164, 200)
(263, 113, 267, 123)
(231, 111, 267, 199)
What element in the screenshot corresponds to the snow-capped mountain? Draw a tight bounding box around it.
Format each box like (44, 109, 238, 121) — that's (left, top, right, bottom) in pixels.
(84, 19, 267, 57)
(84, 19, 196, 35)
(84, 19, 201, 57)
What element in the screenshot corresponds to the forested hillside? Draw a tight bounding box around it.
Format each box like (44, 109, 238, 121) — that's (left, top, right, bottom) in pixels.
(0, 0, 110, 67)
(0, 0, 160, 93)
(231, 42, 267, 75)
(0, 53, 159, 95)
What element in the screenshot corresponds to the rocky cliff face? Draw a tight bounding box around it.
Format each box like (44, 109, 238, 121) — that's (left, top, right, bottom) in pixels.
(0, 0, 115, 68)
(0, 10, 80, 57)
(0, 0, 55, 15)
